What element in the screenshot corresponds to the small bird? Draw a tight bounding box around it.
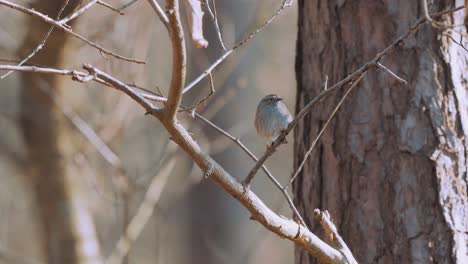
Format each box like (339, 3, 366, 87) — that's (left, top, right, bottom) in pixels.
(255, 94, 293, 151)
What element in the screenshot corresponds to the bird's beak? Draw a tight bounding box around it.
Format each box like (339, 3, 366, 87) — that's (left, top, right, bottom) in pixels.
(276, 97, 283, 102)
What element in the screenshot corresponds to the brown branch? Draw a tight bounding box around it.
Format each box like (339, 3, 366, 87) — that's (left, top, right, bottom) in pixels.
(0, 0, 145, 64)
(164, 0, 187, 120)
(242, 5, 465, 187)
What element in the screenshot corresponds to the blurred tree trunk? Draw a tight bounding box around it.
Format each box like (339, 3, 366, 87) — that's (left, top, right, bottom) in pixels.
(294, 1, 467, 263)
(19, 1, 103, 263)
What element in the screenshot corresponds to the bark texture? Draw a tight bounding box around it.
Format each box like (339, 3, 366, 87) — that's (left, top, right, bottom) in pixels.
(19, 1, 103, 263)
(294, 1, 467, 263)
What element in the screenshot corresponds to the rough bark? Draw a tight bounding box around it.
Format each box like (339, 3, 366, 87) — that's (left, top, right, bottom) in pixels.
(19, 1, 103, 263)
(294, 1, 467, 263)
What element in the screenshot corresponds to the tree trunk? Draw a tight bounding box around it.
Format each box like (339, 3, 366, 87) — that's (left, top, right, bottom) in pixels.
(294, 1, 467, 263)
(19, 1, 103, 263)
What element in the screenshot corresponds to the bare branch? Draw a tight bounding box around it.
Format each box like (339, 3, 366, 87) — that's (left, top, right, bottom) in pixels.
(0, 0, 145, 64)
(97, 0, 125, 15)
(59, 0, 98, 24)
(205, 0, 226, 50)
(442, 31, 468, 53)
(164, 0, 187, 120)
(243, 5, 465, 187)
(146, 0, 169, 28)
(376, 62, 408, 85)
(182, 72, 215, 113)
(314, 209, 358, 264)
(119, 0, 139, 11)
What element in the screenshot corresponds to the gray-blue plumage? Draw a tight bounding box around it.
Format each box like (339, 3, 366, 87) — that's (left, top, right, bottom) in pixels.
(255, 94, 293, 145)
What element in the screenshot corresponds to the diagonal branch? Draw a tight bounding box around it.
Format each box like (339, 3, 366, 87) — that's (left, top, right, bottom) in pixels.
(59, 0, 98, 24)
(146, 0, 169, 28)
(164, 0, 187, 120)
(242, 5, 465, 187)
(314, 210, 357, 264)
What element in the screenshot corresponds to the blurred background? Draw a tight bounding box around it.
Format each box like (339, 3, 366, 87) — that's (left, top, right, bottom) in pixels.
(0, 0, 298, 263)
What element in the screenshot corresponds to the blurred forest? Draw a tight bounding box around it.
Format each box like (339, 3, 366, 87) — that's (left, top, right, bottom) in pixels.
(0, 0, 298, 263)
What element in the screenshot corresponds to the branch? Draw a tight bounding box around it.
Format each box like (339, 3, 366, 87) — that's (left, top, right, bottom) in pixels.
(146, 0, 169, 28)
(59, 0, 98, 24)
(0, 0, 145, 64)
(314, 210, 358, 264)
(205, 0, 226, 50)
(242, 5, 465, 187)
(164, 0, 187, 120)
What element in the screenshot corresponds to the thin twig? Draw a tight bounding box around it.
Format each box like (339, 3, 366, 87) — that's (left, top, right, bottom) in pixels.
(146, 0, 169, 28)
(59, 0, 98, 24)
(0, 0, 145, 64)
(376, 62, 408, 85)
(182, 0, 294, 94)
(242, 5, 465, 187)
(286, 74, 366, 190)
(1, 0, 70, 79)
(97, 0, 125, 15)
(205, 0, 226, 50)
(442, 31, 468, 53)
(118, 0, 139, 11)
(182, 72, 215, 113)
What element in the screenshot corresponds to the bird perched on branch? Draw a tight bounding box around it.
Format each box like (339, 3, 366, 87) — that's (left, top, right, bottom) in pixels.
(255, 94, 293, 152)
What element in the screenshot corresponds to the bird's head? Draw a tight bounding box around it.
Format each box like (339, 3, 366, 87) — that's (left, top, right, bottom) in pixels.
(260, 94, 283, 106)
